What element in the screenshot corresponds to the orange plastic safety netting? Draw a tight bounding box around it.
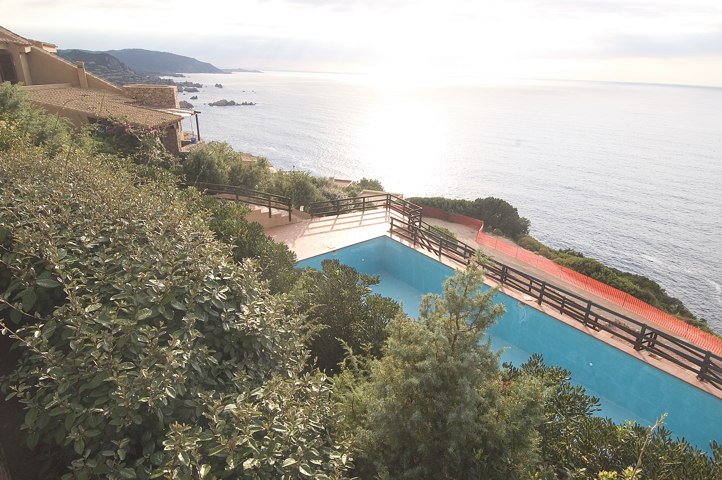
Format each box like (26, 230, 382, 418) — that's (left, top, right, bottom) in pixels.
(475, 231, 722, 355)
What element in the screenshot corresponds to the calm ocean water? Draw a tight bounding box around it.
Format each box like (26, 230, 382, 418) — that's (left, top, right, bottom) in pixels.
(179, 72, 722, 331)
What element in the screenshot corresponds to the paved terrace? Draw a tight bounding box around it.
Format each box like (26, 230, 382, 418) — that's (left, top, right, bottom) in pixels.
(266, 210, 722, 400)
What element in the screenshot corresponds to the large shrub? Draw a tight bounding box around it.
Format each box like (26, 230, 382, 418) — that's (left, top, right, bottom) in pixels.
(88, 119, 179, 171)
(338, 262, 544, 479)
(267, 171, 327, 209)
(293, 260, 400, 374)
(189, 194, 299, 294)
(504, 355, 722, 479)
(0, 144, 351, 479)
(408, 196, 531, 239)
(0, 82, 72, 155)
(183, 141, 271, 190)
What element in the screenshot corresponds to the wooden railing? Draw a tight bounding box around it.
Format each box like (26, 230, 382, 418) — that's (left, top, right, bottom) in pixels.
(388, 216, 722, 390)
(188, 182, 292, 222)
(308, 193, 422, 225)
(390, 217, 476, 267)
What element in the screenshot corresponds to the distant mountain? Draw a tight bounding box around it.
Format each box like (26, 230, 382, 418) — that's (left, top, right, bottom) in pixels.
(58, 49, 158, 84)
(104, 49, 225, 75)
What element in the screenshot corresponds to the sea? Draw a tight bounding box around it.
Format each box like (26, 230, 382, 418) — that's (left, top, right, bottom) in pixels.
(176, 71, 722, 332)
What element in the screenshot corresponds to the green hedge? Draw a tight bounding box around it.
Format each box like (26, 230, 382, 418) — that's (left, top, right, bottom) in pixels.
(0, 144, 351, 479)
(408, 196, 531, 239)
(516, 235, 702, 327)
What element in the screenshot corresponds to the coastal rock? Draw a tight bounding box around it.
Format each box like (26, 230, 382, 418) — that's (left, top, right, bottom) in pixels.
(208, 99, 257, 106)
(209, 99, 236, 106)
(179, 100, 194, 109)
(215, 83, 223, 88)
(190, 95, 198, 100)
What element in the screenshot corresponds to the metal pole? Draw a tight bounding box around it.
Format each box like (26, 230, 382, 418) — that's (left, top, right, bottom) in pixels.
(194, 111, 201, 141)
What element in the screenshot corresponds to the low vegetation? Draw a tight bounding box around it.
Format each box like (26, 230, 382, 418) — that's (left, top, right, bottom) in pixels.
(292, 260, 401, 374)
(182, 141, 359, 209)
(1, 82, 720, 479)
(408, 196, 531, 239)
(516, 236, 701, 325)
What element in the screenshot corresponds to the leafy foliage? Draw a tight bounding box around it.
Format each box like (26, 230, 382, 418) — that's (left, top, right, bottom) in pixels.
(355, 178, 384, 191)
(88, 119, 179, 170)
(516, 235, 703, 327)
(293, 260, 401, 374)
(505, 355, 722, 479)
(266, 170, 329, 209)
(0, 82, 72, 155)
(408, 196, 531, 239)
(0, 144, 352, 479)
(338, 262, 544, 479)
(186, 195, 299, 294)
(345, 178, 385, 196)
(183, 141, 270, 189)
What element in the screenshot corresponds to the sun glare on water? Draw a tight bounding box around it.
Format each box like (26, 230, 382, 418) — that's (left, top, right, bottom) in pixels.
(354, 88, 450, 193)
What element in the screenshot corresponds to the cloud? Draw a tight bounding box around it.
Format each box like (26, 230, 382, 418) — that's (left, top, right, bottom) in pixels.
(268, 0, 415, 12)
(601, 28, 722, 57)
(528, 0, 721, 17)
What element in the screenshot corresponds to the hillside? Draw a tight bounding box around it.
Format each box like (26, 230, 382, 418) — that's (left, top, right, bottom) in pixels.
(105, 48, 225, 74)
(57, 49, 158, 84)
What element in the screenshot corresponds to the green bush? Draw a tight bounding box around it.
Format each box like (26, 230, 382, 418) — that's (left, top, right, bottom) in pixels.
(87, 119, 179, 171)
(293, 260, 400, 374)
(338, 263, 543, 479)
(355, 178, 384, 191)
(504, 355, 722, 479)
(345, 178, 385, 196)
(0, 144, 351, 479)
(408, 196, 531, 239)
(228, 156, 272, 190)
(188, 194, 299, 294)
(267, 170, 327, 209)
(183, 142, 272, 190)
(182, 141, 238, 184)
(0, 82, 71, 156)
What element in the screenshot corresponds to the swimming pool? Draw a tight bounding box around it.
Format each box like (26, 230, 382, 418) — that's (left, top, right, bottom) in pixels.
(297, 235, 722, 453)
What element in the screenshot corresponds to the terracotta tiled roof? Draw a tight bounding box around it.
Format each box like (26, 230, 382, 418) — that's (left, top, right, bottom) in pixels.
(25, 85, 182, 128)
(0, 26, 54, 48)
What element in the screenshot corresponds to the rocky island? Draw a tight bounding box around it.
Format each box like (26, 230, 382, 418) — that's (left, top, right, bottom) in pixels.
(208, 99, 256, 106)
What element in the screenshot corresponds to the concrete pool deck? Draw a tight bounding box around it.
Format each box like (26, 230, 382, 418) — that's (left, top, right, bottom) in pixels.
(266, 210, 722, 401)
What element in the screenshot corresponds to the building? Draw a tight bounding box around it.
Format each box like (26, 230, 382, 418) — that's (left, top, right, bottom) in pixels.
(0, 26, 200, 155)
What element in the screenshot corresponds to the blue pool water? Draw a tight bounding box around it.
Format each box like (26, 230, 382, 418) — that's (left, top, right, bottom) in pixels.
(297, 236, 722, 453)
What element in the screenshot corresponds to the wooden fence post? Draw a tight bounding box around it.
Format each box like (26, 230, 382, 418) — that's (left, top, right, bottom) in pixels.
(698, 351, 711, 381)
(538, 282, 546, 305)
(634, 326, 648, 350)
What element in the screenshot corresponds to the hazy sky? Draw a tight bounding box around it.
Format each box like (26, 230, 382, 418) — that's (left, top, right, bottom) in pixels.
(6, 0, 722, 86)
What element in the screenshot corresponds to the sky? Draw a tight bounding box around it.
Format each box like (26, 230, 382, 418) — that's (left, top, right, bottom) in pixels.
(5, 0, 722, 86)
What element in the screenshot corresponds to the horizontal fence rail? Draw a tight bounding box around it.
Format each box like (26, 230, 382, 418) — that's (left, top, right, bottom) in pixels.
(390, 217, 476, 267)
(308, 194, 423, 223)
(186, 182, 292, 222)
(385, 212, 722, 391)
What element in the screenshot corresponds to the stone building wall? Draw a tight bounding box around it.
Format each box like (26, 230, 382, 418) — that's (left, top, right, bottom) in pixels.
(161, 123, 182, 155)
(122, 85, 179, 108)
